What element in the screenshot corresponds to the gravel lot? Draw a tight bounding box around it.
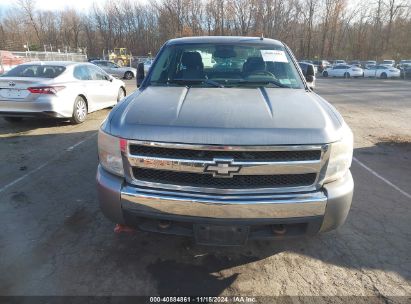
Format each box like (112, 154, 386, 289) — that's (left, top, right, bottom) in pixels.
(0, 78, 410, 302)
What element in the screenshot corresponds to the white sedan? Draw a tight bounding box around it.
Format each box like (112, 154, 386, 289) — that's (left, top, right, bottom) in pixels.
(0, 61, 126, 124)
(363, 65, 401, 79)
(322, 65, 363, 78)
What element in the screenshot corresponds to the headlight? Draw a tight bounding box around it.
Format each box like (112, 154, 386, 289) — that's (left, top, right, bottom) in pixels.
(324, 124, 353, 183)
(98, 129, 125, 177)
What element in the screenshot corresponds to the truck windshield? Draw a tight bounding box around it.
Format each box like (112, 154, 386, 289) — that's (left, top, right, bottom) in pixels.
(148, 43, 304, 89)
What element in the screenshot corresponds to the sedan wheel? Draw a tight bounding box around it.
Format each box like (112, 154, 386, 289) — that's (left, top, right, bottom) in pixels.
(380, 72, 388, 79)
(344, 72, 351, 78)
(323, 71, 328, 77)
(71, 96, 87, 124)
(124, 71, 133, 80)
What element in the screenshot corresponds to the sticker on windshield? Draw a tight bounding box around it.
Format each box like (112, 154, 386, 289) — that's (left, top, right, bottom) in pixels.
(260, 50, 288, 63)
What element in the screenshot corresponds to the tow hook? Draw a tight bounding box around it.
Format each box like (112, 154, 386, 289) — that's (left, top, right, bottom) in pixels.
(272, 224, 287, 235)
(158, 220, 172, 230)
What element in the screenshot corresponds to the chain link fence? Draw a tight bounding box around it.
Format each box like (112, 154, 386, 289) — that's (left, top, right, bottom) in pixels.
(11, 51, 87, 62)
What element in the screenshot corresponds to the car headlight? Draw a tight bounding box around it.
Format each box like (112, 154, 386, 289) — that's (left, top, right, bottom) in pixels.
(324, 124, 353, 183)
(98, 129, 125, 177)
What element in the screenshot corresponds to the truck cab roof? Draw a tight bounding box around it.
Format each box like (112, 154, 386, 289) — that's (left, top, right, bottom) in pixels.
(166, 36, 284, 47)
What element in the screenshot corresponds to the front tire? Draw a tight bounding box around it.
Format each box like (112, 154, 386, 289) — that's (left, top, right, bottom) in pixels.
(380, 72, 387, 79)
(323, 71, 328, 77)
(124, 71, 133, 80)
(3, 117, 23, 123)
(71, 96, 87, 124)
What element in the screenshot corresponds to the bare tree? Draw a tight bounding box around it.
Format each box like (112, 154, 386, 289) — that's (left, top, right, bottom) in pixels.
(0, 0, 410, 60)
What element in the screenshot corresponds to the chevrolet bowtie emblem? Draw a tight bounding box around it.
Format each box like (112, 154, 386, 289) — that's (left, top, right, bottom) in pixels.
(204, 159, 241, 178)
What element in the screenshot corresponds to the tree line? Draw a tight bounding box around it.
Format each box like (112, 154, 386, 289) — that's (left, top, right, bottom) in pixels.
(0, 0, 410, 61)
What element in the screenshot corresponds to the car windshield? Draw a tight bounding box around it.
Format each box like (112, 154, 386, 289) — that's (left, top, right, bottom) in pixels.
(148, 43, 304, 89)
(2, 65, 66, 78)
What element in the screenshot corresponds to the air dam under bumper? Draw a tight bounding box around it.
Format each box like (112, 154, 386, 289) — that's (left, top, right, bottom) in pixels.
(96, 165, 353, 238)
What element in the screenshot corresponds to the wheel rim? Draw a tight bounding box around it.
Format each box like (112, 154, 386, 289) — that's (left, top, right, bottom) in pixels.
(125, 72, 132, 79)
(76, 99, 87, 121)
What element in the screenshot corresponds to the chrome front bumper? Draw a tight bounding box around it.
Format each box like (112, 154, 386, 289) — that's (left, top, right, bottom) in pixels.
(97, 165, 354, 233)
(120, 187, 327, 219)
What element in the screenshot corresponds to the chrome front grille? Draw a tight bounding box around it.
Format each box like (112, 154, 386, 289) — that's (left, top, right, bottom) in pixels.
(129, 145, 321, 162)
(123, 141, 329, 194)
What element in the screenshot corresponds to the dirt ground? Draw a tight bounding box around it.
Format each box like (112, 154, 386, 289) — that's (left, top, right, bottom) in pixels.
(0, 78, 410, 303)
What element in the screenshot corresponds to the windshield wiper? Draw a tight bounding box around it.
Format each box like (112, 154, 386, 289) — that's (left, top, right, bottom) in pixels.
(229, 79, 290, 88)
(168, 78, 224, 88)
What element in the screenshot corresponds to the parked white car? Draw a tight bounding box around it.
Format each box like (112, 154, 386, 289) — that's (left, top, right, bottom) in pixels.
(0, 62, 126, 124)
(380, 60, 395, 67)
(397, 60, 411, 69)
(363, 65, 401, 79)
(363, 60, 377, 69)
(322, 65, 363, 78)
(331, 60, 347, 65)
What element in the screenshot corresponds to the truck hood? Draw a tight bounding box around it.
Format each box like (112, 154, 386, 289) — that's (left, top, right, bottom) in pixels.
(109, 86, 344, 145)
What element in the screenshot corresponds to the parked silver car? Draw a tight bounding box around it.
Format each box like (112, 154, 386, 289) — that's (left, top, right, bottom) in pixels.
(0, 61, 126, 124)
(91, 60, 136, 80)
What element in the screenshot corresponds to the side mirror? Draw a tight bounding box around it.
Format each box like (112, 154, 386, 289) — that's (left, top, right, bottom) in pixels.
(306, 64, 315, 77)
(305, 75, 314, 83)
(304, 64, 315, 83)
(137, 62, 145, 87)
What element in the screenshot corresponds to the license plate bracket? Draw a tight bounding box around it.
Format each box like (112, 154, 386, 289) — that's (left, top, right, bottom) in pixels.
(194, 224, 249, 246)
(0, 89, 23, 99)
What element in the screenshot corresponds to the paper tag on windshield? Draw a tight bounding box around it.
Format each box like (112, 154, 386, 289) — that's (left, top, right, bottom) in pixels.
(260, 50, 288, 63)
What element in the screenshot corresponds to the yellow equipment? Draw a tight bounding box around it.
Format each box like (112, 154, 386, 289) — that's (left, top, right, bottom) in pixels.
(109, 48, 132, 67)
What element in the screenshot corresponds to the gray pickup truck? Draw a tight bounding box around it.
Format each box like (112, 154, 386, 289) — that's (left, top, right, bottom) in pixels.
(97, 36, 354, 245)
